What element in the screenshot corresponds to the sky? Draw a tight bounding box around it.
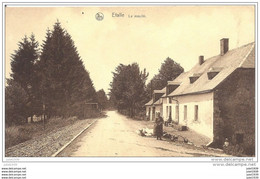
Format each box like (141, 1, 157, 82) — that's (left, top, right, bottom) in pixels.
(5, 6, 255, 95)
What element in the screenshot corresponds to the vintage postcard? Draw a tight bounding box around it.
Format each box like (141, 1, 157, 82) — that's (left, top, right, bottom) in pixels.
(3, 4, 256, 161)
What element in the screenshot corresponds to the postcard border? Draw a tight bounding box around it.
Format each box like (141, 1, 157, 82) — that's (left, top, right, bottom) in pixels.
(2, 1, 258, 163)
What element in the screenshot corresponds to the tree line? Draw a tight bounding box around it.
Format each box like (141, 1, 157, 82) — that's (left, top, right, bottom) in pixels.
(109, 57, 184, 118)
(5, 21, 184, 125)
(6, 21, 108, 126)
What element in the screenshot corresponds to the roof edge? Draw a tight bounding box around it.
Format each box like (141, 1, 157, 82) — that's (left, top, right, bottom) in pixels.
(169, 89, 213, 97)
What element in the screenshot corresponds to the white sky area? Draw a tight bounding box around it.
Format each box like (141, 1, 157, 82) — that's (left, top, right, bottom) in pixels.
(5, 6, 255, 95)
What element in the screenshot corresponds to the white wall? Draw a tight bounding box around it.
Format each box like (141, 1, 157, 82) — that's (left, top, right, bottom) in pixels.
(146, 105, 162, 121)
(162, 98, 167, 120)
(163, 92, 214, 140)
(162, 97, 178, 122)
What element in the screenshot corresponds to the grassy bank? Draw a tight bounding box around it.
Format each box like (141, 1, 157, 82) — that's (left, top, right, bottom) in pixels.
(5, 112, 103, 149)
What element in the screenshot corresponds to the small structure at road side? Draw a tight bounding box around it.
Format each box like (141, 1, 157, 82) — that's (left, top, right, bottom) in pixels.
(145, 38, 255, 156)
(82, 102, 100, 118)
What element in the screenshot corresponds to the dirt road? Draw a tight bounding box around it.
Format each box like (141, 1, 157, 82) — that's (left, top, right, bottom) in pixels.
(59, 111, 227, 157)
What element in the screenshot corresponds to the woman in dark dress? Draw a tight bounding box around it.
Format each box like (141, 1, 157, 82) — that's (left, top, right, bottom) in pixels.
(154, 113, 164, 140)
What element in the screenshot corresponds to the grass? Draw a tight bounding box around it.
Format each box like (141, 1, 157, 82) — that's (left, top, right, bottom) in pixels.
(5, 110, 106, 150)
(5, 126, 32, 149)
(5, 115, 85, 149)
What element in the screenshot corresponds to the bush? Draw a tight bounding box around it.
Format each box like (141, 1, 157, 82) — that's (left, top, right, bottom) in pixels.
(5, 80, 29, 126)
(5, 126, 32, 149)
(223, 143, 255, 156)
(5, 116, 80, 149)
(244, 144, 255, 156)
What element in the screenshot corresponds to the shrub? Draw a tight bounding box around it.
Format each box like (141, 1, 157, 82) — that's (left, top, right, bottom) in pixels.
(5, 126, 31, 149)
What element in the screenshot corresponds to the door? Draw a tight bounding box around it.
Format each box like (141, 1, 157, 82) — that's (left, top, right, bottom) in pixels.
(152, 107, 155, 121)
(148, 107, 151, 119)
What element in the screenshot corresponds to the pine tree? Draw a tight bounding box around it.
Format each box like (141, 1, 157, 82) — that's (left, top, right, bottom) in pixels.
(10, 34, 39, 122)
(39, 21, 97, 118)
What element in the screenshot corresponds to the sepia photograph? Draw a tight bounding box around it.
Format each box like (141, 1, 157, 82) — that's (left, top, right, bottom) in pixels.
(3, 4, 256, 159)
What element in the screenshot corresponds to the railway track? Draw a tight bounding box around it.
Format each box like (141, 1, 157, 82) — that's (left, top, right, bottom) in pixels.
(51, 119, 98, 157)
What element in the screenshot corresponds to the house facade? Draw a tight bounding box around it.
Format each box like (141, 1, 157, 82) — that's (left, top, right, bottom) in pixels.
(146, 39, 255, 154)
(145, 88, 165, 121)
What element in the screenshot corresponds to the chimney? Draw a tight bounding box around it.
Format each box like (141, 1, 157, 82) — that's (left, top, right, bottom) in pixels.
(220, 38, 229, 55)
(199, 56, 204, 65)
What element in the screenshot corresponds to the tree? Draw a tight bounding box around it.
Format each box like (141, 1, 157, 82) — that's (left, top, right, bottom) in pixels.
(10, 34, 40, 122)
(11, 34, 39, 91)
(97, 89, 108, 110)
(38, 21, 97, 118)
(109, 63, 149, 117)
(5, 79, 29, 125)
(146, 57, 184, 98)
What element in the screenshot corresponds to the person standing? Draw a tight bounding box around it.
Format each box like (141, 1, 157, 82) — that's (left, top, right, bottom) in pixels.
(154, 113, 164, 140)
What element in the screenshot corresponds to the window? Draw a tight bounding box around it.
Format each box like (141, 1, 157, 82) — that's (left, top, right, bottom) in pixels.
(194, 105, 198, 121)
(207, 71, 219, 80)
(152, 107, 155, 121)
(169, 97, 172, 104)
(189, 76, 199, 84)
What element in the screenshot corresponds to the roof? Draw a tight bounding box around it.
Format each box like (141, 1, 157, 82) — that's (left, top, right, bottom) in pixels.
(167, 81, 181, 85)
(145, 98, 162, 106)
(145, 87, 166, 106)
(153, 99, 162, 105)
(153, 87, 166, 94)
(168, 42, 255, 97)
(145, 99, 153, 106)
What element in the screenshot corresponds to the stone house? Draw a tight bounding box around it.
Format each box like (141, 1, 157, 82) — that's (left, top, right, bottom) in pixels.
(146, 39, 255, 154)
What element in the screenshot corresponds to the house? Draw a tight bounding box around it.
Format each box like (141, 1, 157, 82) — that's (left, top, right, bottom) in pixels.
(146, 38, 255, 154)
(145, 88, 166, 121)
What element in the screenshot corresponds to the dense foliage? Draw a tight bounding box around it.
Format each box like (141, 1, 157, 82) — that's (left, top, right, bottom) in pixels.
(38, 22, 97, 118)
(109, 63, 148, 117)
(5, 79, 29, 125)
(6, 22, 97, 125)
(9, 34, 40, 123)
(6, 22, 184, 125)
(146, 57, 184, 98)
(96, 89, 109, 110)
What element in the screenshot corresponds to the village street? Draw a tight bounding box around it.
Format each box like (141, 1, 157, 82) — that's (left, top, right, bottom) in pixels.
(58, 111, 228, 157)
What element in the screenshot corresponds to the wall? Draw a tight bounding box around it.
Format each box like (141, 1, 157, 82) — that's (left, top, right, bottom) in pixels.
(162, 98, 167, 120)
(175, 92, 214, 140)
(213, 68, 255, 155)
(164, 93, 214, 140)
(145, 106, 151, 120)
(146, 105, 162, 121)
(162, 97, 176, 122)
